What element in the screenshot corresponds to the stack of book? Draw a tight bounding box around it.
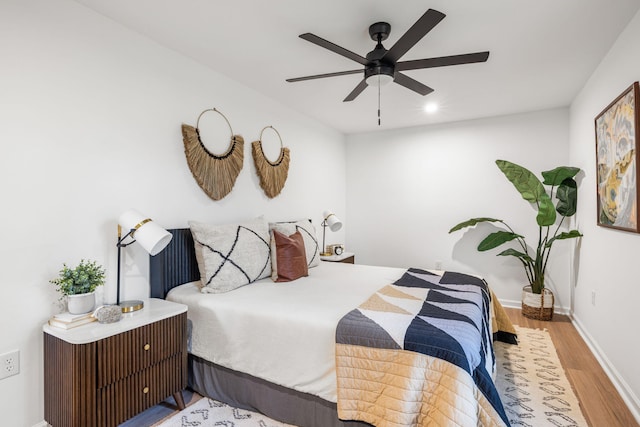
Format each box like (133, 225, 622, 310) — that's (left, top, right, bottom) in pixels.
(48, 311, 96, 329)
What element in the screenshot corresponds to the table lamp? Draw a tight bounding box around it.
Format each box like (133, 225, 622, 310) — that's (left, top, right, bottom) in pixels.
(116, 209, 172, 312)
(321, 210, 342, 256)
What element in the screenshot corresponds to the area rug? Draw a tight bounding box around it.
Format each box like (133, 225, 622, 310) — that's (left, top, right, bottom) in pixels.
(156, 326, 587, 427)
(155, 397, 295, 427)
(494, 326, 588, 427)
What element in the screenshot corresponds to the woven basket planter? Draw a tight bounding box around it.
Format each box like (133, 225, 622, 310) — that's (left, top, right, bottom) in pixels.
(522, 285, 554, 321)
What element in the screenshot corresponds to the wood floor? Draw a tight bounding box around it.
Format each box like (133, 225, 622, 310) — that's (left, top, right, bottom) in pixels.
(504, 307, 638, 427)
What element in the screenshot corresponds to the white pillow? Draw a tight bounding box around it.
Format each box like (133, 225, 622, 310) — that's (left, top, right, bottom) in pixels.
(269, 219, 320, 269)
(189, 218, 271, 293)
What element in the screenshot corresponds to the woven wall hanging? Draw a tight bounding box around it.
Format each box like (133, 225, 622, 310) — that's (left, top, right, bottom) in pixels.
(182, 108, 244, 201)
(252, 126, 290, 198)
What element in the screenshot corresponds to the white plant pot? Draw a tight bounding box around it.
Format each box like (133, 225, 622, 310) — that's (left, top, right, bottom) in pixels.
(67, 292, 95, 314)
(522, 286, 554, 308)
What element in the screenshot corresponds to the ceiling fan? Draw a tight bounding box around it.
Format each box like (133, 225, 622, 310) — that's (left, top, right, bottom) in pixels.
(286, 8, 490, 103)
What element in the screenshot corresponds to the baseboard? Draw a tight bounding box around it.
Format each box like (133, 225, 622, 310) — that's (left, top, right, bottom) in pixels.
(498, 298, 570, 316)
(32, 422, 49, 427)
(571, 315, 640, 424)
(498, 298, 521, 309)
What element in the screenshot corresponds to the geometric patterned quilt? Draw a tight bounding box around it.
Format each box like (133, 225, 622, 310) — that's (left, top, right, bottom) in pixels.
(336, 268, 510, 426)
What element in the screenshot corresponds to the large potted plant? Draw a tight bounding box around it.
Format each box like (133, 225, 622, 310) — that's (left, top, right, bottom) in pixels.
(449, 160, 582, 320)
(50, 259, 105, 314)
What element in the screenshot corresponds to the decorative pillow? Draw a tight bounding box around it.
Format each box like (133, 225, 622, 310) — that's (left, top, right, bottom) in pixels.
(269, 219, 320, 268)
(271, 230, 308, 282)
(189, 218, 271, 293)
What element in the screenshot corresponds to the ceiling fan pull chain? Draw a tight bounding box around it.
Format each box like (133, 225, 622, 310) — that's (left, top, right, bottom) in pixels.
(378, 75, 381, 126)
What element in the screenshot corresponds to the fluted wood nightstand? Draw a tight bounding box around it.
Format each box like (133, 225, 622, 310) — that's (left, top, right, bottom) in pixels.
(43, 298, 187, 427)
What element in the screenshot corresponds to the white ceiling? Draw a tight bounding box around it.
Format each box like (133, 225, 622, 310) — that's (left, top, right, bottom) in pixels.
(74, 0, 640, 134)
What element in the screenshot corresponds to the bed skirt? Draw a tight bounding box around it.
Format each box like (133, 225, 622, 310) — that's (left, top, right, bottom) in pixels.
(188, 354, 370, 427)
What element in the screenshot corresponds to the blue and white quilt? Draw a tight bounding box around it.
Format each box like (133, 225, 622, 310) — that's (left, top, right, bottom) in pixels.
(336, 268, 510, 427)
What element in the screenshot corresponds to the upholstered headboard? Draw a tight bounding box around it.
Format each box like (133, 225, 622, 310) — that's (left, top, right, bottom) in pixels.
(149, 228, 200, 298)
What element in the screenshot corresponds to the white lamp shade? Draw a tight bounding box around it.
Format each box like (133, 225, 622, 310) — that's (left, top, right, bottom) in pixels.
(119, 209, 172, 256)
(323, 210, 343, 232)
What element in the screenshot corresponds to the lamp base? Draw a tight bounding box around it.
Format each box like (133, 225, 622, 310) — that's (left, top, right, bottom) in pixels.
(320, 251, 332, 256)
(119, 300, 144, 313)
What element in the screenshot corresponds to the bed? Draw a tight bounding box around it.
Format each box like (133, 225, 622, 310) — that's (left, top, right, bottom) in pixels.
(149, 225, 514, 427)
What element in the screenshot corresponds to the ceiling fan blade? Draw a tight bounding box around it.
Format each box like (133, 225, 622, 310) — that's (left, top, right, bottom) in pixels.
(383, 9, 446, 64)
(299, 33, 368, 65)
(286, 69, 362, 83)
(343, 79, 368, 102)
(393, 73, 434, 96)
(396, 51, 490, 71)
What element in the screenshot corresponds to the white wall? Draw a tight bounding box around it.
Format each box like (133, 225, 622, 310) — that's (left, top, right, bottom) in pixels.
(346, 109, 571, 308)
(0, 1, 346, 426)
(569, 9, 640, 419)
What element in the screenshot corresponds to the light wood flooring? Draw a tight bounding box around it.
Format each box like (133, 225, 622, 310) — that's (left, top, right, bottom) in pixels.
(504, 307, 638, 427)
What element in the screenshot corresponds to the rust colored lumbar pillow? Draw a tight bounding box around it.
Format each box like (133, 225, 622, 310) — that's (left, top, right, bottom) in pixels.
(269, 219, 320, 268)
(271, 230, 309, 282)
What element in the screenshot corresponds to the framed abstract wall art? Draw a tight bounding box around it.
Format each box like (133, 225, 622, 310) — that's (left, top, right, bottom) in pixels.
(595, 82, 640, 232)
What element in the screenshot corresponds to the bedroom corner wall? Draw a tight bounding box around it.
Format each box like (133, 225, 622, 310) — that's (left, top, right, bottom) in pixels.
(569, 8, 640, 420)
(345, 109, 571, 309)
(0, 1, 346, 426)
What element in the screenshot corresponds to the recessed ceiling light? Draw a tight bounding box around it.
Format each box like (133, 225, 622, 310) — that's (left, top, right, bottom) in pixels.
(424, 102, 438, 114)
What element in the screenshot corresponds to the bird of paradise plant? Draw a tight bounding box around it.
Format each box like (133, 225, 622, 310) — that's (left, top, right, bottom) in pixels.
(449, 160, 583, 294)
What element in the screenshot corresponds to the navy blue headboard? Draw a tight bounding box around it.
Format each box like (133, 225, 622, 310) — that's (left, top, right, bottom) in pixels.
(149, 228, 200, 298)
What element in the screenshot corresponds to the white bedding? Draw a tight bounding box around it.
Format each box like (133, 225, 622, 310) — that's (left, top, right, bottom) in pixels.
(166, 262, 407, 402)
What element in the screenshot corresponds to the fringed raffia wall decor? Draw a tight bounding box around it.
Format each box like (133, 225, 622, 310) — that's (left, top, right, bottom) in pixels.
(252, 126, 290, 198)
(182, 108, 244, 201)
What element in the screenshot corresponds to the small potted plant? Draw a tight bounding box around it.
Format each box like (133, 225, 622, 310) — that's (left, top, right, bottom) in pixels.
(50, 259, 105, 314)
(449, 160, 583, 320)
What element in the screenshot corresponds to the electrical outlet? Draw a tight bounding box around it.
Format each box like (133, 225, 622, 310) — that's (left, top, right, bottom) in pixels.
(435, 260, 443, 270)
(591, 290, 596, 306)
(0, 350, 20, 380)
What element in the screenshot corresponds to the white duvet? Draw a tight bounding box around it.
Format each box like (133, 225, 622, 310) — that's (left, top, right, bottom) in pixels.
(166, 262, 406, 402)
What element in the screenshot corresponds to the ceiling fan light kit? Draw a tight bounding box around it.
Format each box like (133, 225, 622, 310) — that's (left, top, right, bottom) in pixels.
(364, 64, 394, 87)
(364, 22, 394, 87)
(365, 73, 393, 87)
(287, 8, 490, 124)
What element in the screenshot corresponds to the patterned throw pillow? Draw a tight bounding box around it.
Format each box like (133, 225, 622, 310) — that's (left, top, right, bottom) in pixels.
(269, 219, 320, 269)
(189, 218, 271, 293)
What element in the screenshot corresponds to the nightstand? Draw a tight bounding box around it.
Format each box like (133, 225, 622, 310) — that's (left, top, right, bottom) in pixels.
(320, 252, 355, 264)
(43, 298, 187, 427)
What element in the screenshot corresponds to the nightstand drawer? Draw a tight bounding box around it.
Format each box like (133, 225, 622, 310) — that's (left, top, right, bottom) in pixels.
(97, 355, 185, 427)
(96, 313, 186, 388)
